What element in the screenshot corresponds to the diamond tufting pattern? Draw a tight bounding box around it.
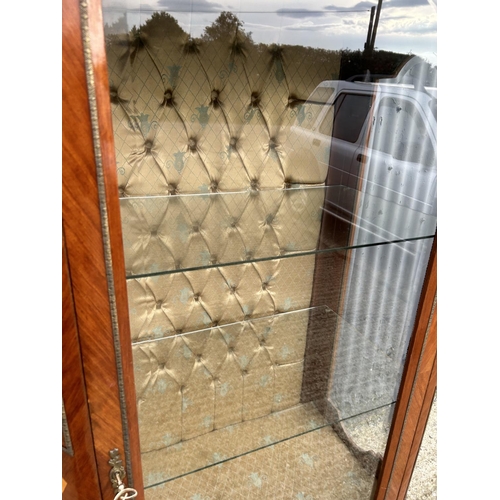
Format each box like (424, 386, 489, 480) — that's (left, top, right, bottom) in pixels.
(106, 16, 340, 482)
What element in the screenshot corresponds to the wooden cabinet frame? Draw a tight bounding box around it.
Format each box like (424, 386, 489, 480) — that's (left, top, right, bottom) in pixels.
(62, 0, 437, 498)
(63, 0, 143, 496)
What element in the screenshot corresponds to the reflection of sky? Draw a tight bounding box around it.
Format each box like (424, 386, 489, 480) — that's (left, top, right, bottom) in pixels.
(102, 0, 437, 65)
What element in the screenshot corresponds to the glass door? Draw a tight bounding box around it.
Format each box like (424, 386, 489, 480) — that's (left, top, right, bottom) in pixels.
(98, 1, 437, 497)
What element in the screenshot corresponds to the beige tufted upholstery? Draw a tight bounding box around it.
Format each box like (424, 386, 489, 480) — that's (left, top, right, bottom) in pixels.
(120, 188, 325, 277)
(106, 25, 342, 483)
(133, 310, 311, 450)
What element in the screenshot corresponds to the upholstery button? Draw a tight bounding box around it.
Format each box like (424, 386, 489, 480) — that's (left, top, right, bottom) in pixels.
(260, 339, 266, 346)
(288, 96, 303, 109)
(211, 89, 219, 101)
(118, 188, 126, 197)
(212, 320, 219, 327)
(261, 282, 268, 290)
(230, 219, 238, 228)
(188, 138, 197, 151)
(151, 228, 158, 237)
(162, 89, 174, 107)
(184, 37, 198, 54)
(265, 214, 274, 225)
(193, 293, 200, 302)
(250, 92, 260, 107)
(180, 385, 185, 391)
(269, 138, 276, 149)
(167, 184, 178, 195)
(144, 140, 153, 152)
(156, 300, 162, 309)
(176, 329, 183, 335)
(210, 181, 218, 192)
(229, 285, 236, 295)
(197, 354, 202, 362)
(110, 87, 126, 105)
(245, 250, 253, 259)
(192, 224, 200, 233)
(174, 261, 182, 270)
(159, 363, 165, 370)
(229, 137, 237, 148)
(242, 369, 248, 376)
(250, 179, 259, 190)
(229, 347, 235, 353)
(210, 255, 218, 264)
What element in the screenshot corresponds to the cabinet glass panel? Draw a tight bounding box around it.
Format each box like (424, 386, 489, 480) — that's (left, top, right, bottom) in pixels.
(101, 0, 437, 497)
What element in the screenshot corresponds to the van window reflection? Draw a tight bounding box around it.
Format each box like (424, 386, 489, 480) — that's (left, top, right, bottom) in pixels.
(332, 93, 372, 143)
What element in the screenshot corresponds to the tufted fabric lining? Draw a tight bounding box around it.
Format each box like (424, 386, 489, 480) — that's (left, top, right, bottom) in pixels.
(132, 307, 337, 455)
(120, 187, 325, 277)
(106, 20, 343, 485)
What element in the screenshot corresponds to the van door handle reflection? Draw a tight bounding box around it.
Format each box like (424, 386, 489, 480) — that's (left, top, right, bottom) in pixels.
(357, 153, 368, 163)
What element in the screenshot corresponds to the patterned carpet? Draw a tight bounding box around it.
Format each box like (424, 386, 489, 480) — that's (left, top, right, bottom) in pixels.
(145, 425, 374, 500)
(142, 396, 437, 499)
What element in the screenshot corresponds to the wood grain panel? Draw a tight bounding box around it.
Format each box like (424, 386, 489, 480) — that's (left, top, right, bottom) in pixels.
(62, 235, 101, 500)
(397, 345, 437, 499)
(85, 0, 144, 493)
(372, 235, 437, 500)
(62, 0, 143, 497)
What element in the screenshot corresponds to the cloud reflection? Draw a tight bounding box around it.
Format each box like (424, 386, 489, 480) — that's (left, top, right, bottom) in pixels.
(276, 9, 338, 19)
(101, 0, 437, 64)
(157, 0, 224, 11)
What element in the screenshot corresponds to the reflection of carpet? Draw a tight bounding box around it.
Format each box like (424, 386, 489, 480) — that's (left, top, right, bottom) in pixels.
(145, 424, 375, 500)
(342, 403, 394, 455)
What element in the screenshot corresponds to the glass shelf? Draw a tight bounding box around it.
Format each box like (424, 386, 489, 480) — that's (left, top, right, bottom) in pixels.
(121, 184, 436, 279)
(132, 306, 403, 488)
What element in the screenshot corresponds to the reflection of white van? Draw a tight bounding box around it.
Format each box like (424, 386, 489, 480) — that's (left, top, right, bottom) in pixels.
(287, 65, 437, 245)
(294, 63, 438, 419)
(292, 76, 437, 209)
(290, 58, 437, 240)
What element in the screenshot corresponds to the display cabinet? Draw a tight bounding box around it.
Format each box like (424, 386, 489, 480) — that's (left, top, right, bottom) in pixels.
(62, 0, 437, 498)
